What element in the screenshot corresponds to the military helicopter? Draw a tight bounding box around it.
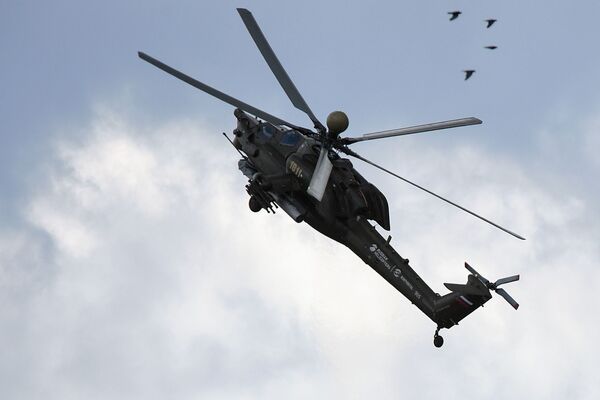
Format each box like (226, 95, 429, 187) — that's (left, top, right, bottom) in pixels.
(139, 8, 523, 347)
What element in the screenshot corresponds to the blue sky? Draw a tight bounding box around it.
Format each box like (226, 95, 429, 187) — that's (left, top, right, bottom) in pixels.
(1, 1, 600, 399)
(3, 1, 600, 203)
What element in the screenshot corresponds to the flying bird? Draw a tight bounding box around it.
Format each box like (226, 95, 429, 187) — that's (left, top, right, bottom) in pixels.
(448, 11, 462, 21)
(463, 70, 475, 80)
(485, 19, 497, 28)
(484, 46, 498, 50)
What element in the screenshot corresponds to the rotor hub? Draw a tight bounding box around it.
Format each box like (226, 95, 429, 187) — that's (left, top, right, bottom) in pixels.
(326, 111, 349, 137)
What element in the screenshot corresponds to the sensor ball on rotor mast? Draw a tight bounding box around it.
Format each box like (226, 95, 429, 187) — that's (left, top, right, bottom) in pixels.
(326, 111, 349, 139)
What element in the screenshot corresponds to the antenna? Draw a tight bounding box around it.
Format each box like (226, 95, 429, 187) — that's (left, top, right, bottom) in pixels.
(222, 132, 250, 162)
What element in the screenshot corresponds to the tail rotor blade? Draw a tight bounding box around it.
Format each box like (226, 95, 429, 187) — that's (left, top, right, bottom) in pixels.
(496, 288, 519, 310)
(464, 262, 489, 285)
(307, 147, 333, 201)
(464, 262, 478, 276)
(494, 275, 520, 287)
(237, 8, 325, 132)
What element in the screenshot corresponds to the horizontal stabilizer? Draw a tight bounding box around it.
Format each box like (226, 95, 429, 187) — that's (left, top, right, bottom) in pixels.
(444, 282, 488, 296)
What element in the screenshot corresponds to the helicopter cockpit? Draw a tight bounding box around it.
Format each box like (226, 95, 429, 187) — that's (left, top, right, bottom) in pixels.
(279, 130, 303, 147)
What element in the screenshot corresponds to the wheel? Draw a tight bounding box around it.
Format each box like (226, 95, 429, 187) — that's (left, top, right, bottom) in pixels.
(433, 335, 444, 348)
(248, 196, 262, 212)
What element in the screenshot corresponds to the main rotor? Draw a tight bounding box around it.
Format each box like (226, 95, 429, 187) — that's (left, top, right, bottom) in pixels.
(138, 8, 525, 241)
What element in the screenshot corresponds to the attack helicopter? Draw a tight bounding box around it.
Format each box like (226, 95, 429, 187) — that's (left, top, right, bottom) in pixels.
(139, 8, 523, 347)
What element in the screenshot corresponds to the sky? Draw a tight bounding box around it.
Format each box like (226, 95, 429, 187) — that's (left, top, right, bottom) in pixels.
(1, 1, 600, 399)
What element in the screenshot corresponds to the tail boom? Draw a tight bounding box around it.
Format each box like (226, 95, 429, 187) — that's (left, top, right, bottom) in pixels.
(339, 218, 518, 346)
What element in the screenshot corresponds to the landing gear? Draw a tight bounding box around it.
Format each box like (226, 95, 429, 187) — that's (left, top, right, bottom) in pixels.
(433, 327, 444, 348)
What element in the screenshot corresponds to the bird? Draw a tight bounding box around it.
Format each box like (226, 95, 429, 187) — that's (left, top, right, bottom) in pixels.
(485, 19, 497, 28)
(463, 70, 475, 80)
(484, 45, 498, 50)
(448, 11, 462, 21)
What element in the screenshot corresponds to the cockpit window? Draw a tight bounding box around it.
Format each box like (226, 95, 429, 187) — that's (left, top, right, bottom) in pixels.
(259, 124, 275, 139)
(280, 130, 302, 146)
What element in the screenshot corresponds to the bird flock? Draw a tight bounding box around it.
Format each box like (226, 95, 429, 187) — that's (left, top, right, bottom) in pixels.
(448, 10, 498, 81)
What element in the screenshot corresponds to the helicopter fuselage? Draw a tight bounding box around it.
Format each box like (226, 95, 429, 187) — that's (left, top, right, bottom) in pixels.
(232, 109, 494, 328)
(233, 108, 387, 245)
(139, 7, 521, 347)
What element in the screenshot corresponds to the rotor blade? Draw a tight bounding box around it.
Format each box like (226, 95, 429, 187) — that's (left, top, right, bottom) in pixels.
(307, 147, 333, 201)
(342, 117, 482, 144)
(340, 147, 526, 240)
(494, 275, 520, 287)
(495, 288, 519, 310)
(464, 262, 489, 285)
(237, 8, 325, 132)
(138, 51, 300, 129)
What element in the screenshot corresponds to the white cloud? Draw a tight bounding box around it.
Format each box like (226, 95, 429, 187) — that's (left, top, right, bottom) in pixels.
(1, 106, 599, 399)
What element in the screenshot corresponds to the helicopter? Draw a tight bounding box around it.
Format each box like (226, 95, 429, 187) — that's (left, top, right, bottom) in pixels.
(139, 8, 523, 348)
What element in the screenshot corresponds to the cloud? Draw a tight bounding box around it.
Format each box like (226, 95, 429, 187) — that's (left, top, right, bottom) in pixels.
(1, 106, 599, 399)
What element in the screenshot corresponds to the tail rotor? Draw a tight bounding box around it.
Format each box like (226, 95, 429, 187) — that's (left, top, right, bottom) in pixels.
(465, 262, 520, 309)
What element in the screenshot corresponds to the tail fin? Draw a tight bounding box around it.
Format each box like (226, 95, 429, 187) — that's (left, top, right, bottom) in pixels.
(434, 273, 492, 329)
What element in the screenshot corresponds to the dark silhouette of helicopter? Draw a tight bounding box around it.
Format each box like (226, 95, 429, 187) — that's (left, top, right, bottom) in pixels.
(139, 8, 522, 347)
